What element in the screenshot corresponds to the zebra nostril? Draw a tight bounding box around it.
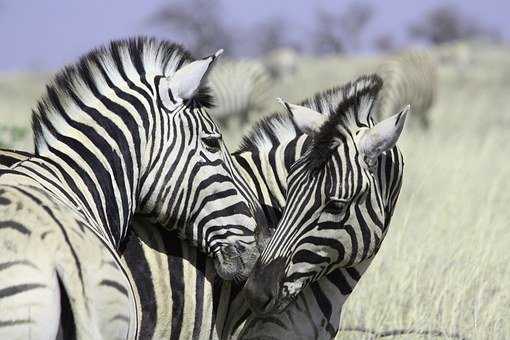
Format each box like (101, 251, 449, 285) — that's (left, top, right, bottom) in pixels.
(243, 257, 286, 315)
(236, 243, 246, 252)
(243, 273, 275, 314)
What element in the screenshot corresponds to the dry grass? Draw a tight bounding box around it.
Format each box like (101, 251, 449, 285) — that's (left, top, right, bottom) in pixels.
(0, 42, 508, 339)
(333, 47, 510, 340)
(226, 44, 510, 339)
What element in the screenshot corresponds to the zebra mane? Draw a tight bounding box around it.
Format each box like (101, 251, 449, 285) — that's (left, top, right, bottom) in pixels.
(237, 74, 383, 154)
(32, 36, 214, 145)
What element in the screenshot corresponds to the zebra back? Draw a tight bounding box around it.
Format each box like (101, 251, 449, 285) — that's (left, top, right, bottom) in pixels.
(374, 51, 437, 129)
(209, 60, 272, 126)
(0, 148, 31, 167)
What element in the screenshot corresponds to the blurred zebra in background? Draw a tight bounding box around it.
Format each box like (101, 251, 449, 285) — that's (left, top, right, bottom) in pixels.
(0, 37, 264, 339)
(209, 60, 272, 127)
(375, 51, 437, 129)
(262, 48, 299, 81)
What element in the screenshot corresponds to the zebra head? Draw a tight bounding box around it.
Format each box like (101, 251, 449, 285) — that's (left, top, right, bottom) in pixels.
(31, 38, 263, 281)
(139, 48, 261, 280)
(243, 75, 408, 314)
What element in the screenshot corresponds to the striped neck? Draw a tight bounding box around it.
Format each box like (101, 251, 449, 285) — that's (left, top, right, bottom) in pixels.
(30, 38, 198, 249)
(233, 134, 310, 226)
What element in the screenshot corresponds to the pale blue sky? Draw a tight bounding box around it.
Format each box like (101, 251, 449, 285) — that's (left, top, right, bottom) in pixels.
(0, 0, 508, 71)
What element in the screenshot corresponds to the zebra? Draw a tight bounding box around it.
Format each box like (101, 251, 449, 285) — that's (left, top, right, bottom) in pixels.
(242, 73, 408, 325)
(374, 51, 437, 129)
(0, 37, 265, 339)
(263, 48, 299, 81)
(208, 60, 272, 127)
(121, 74, 408, 339)
(0, 73, 407, 339)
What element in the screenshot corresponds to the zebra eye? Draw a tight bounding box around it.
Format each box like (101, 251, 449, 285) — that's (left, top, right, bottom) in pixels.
(326, 197, 348, 213)
(364, 155, 377, 172)
(202, 134, 222, 152)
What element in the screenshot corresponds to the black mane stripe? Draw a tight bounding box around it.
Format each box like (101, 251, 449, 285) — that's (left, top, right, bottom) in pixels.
(32, 36, 214, 146)
(237, 74, 383, 154)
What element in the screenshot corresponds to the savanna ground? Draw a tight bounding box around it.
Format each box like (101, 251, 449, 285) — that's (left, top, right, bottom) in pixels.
(0, 41, 508, 340)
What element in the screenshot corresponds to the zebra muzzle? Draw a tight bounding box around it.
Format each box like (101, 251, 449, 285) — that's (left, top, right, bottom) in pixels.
(242, 257, 286, 316)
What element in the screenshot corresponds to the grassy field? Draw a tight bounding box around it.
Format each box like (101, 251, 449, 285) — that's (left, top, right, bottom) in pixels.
(0, 42, 508, 339)
(336, 57, 510, 339)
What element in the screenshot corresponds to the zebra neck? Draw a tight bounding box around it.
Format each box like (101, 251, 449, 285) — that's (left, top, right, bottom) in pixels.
(233, 134, 309, 225)
(30, 72, 161, 249)
(33, 140, 139, 249)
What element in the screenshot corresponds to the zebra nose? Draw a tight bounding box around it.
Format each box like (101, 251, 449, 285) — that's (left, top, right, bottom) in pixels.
(243, 258, 286, 315)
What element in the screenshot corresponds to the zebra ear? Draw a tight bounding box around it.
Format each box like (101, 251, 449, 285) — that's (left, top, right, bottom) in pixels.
(277, 98, 327, 132)
(168, 49, 224, 101)
(360, 105, 409, 161)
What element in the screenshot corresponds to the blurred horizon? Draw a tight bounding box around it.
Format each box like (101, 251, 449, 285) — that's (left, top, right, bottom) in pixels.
(0, 0, 509, 71)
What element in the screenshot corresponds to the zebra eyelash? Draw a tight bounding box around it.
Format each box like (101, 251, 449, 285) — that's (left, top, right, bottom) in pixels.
(201, 134, 222, 152)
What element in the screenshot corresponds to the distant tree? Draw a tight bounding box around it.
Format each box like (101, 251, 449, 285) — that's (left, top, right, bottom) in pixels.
(374, 33, 397, 53)
(312, 9, 345, 55)
(256, 18, 288, 56)
(147, 0, 234, 56)
(408, 5, 500, 45)
(339, 3, 374, 50)
(312, 2, 373, 55)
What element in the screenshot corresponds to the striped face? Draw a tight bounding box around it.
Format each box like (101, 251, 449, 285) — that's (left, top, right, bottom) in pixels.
(138, 53, 260, 281)
(243, 83, 408, 314)
(29, 40, 261, 282)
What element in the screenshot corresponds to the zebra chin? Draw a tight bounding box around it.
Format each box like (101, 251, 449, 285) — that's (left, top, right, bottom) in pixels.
(213, 242, 260, 281)
(242, 257, 294, 316)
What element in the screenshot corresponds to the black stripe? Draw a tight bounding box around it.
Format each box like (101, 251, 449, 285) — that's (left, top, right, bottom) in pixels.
(0, 260, 37, 272)
(0, 283, 45, 299)
(355, 204, 372, 262)
(99, 279, 128, 296)
(310, 282, 332, 322)
(57, 273, 76, 340)
(0, 319, 33, 327)
(0, 220, 31, 235)
(163, 235, 185, 340)
(192, 247, 206, 339)
(326, 269, 353, 295)
(123, 229, 157, 339)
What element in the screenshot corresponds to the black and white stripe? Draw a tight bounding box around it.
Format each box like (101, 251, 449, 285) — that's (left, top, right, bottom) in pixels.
(242, 74, 408, 328)
(0, 73, 406, 339)
(119, 75, 406, 339)
(374, 51, 437, 129)
(208, 60, 272, 126)
(0, 37, 262, 339)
